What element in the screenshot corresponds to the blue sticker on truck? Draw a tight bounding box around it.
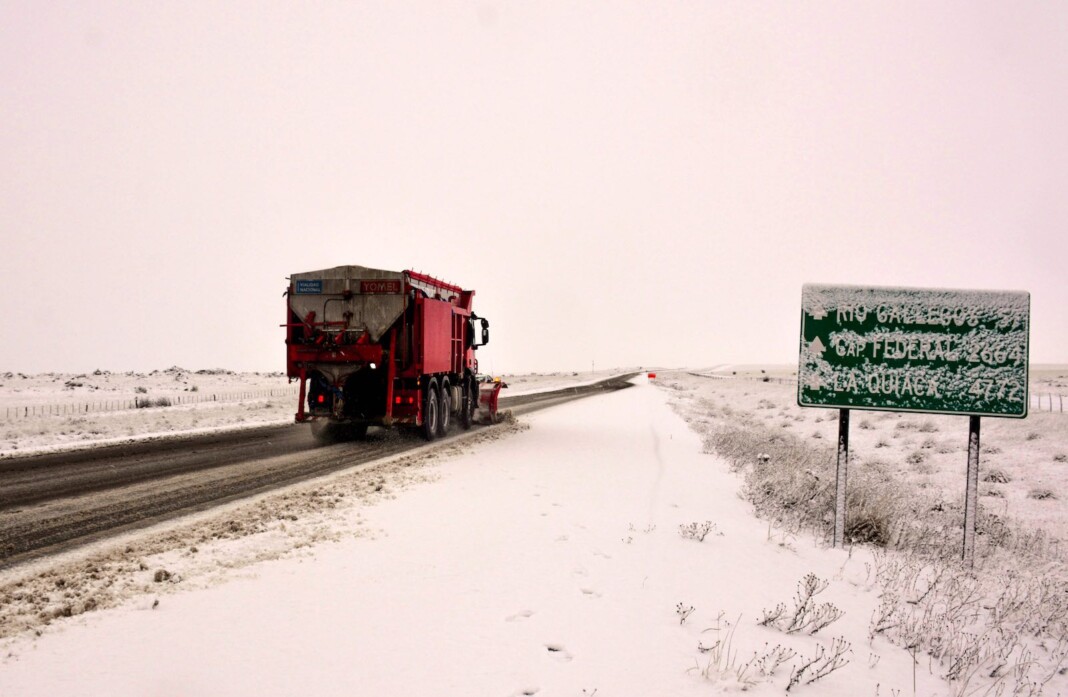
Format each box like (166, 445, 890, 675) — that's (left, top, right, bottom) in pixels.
(294, 280, 323, 294)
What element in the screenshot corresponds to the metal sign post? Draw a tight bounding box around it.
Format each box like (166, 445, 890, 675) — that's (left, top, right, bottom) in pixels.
(834, 409, 849, 548)
(962, 416, 981, 565)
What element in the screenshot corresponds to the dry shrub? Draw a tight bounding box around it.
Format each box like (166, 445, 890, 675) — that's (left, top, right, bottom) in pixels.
(1028, 488, 1057, 501)
(711, 426, 903, 547)
(982, 468, 1012, 484)
(133, 396, 173, 409)
(844, 485, 899, 545)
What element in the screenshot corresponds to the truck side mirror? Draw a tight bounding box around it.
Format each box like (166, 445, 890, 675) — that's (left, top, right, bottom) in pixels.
(481, 318, 490, 346)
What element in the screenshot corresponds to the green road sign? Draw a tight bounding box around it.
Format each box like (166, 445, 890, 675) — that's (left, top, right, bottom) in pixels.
(798, 285, 1030, 417)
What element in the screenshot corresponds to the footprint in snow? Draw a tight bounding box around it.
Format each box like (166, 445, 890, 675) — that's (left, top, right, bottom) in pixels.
(505, 610, 534, 622)
(545, 644, 573, 662)
(512, 688, 539, 696)
(555, 535, 569, 542)
(593, 550, 612, 560)
(579, 587, 602, 598)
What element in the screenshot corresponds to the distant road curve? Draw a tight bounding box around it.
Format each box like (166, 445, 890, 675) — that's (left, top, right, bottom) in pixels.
(0, 373, 637, 567)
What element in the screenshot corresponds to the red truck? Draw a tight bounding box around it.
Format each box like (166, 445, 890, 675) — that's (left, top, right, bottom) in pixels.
(284, 265, 492, 441)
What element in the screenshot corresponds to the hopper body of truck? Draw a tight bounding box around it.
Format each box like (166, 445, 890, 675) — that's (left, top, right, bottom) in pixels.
(284, 266, 491, 441)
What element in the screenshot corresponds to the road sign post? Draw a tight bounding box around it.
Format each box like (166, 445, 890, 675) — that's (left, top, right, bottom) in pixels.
(797, 285, 1029, 560)
(963, 415, 981, 564)
(834, 409, 849, 548)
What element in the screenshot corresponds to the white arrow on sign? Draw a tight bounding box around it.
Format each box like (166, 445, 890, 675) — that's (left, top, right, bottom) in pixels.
(810, 306, 827, 320)
(809, 336, 826, 356)
(805, 374, 823, 391)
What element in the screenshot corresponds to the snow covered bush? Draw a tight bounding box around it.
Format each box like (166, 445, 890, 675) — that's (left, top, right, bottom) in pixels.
(758, 573, 843, 635)
(982, 468, 1012, 484)
(678, 521, 716, 542)
(785, 636, 851, 692)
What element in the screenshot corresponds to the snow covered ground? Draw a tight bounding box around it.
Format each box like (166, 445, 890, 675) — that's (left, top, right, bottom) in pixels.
(3, 374, 945, 696)
(659, 371, 1068, 697)
(0, 368, 295, 456)
(4, 371, 1068, 696)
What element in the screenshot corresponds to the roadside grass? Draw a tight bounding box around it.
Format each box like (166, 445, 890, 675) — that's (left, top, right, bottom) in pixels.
(666, 376, 1068, 697)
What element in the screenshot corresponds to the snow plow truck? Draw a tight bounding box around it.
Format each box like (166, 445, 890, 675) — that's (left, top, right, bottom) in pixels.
(284, 265, 497, 442)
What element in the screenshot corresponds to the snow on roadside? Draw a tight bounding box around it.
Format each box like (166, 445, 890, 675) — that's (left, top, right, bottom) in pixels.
(0, 369, 294, 457)
(499, 368, 640, 396)
(657, 371, 1068, 696)
(0, 400, 295, 458)
(0, 376, 941, 696)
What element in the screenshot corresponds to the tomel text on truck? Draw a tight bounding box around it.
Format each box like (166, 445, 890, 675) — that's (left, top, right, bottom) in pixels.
(284, 266, 498, 442)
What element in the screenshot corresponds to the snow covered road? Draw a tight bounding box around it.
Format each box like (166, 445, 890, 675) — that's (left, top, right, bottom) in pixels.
(0, 376, 941, 696)
(0, 376, 635, 565)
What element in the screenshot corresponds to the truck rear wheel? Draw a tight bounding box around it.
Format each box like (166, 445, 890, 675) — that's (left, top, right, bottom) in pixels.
(459, 376, 474, 430)
(422, 380, 439, 441)
(438, 378, 451, 436)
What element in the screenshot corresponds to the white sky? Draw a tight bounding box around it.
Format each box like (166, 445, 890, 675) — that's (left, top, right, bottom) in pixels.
(3, 2, 1066, 374)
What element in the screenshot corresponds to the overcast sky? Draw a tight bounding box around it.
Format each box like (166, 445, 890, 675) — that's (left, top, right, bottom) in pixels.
(3, 2, 1066, 374)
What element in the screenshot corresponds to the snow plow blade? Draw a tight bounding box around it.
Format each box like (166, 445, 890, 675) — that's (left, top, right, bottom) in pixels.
(475, 379, 508, 424)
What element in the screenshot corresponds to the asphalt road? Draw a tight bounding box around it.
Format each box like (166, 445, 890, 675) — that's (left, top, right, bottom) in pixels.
(0, 374, 637, 566)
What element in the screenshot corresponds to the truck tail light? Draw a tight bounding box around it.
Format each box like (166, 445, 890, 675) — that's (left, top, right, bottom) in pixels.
(317, 395, 325, 403)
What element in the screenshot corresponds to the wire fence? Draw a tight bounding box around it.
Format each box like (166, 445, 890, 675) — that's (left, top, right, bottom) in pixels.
(1031, 393, 1067, 413)
(1, 386, 300, 421)
(687, 372, 795, 385)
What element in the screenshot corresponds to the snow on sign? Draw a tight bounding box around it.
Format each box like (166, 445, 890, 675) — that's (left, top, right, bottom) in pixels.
(798, 284, 1030, 417)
